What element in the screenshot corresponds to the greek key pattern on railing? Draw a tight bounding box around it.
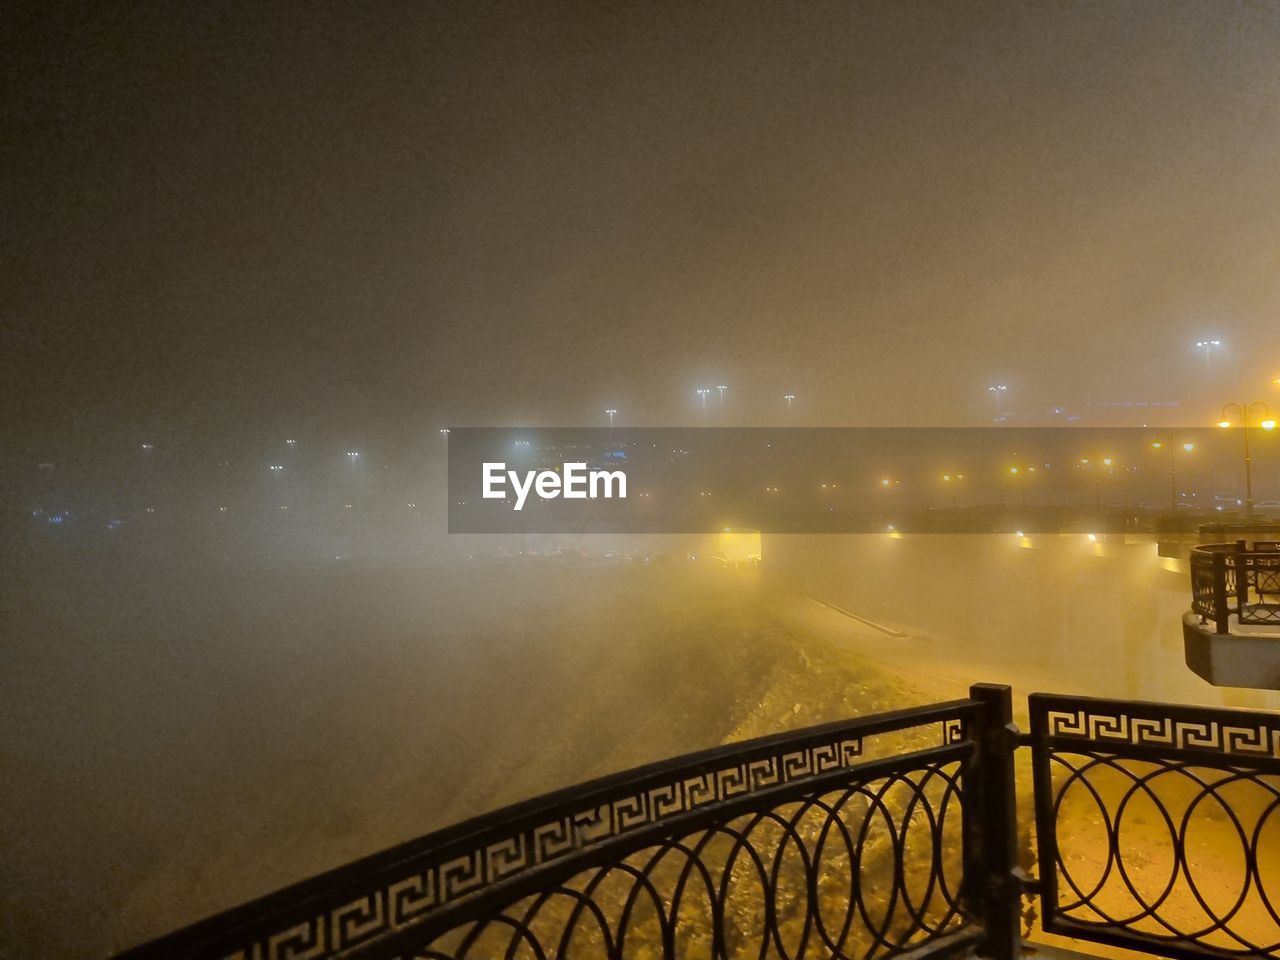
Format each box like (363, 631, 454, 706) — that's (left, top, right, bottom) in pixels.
(214, 736, 872, 960)
(1033, 694, 1280, 959)
(1045, 708, 1280, 760)
(114, 703, 984, 960)
(408, 762, 970, 960)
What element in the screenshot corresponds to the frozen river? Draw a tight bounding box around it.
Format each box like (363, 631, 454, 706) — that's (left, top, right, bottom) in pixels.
(2, 536, 1275, 958)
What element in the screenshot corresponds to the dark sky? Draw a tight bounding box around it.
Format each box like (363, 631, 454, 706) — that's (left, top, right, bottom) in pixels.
(5, 1, 1280, 451)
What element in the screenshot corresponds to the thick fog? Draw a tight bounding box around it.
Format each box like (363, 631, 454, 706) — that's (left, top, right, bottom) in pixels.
(4, 530, 1276, 957)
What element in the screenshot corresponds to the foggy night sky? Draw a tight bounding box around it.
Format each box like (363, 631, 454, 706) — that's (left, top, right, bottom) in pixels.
(5, 1, 1280, 454)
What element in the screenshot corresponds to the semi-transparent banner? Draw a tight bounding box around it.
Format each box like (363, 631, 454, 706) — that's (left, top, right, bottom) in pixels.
(446, 427, 1278, 533)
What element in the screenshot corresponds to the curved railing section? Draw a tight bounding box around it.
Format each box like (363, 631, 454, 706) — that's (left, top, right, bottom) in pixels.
(1030, 693, 1280, 959)
(1189, 540, 1280, 633)
(117, 698, 1001, 960)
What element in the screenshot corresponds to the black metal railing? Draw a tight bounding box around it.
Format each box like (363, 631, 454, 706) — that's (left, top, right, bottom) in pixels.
(1029, 693, 1280, 959)
(1190, 540, 1280, 633)
(115, 687, 1280, 960)
(116, 691, 1017, 960)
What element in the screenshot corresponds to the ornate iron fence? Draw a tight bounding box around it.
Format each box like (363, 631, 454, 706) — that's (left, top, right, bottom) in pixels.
(1190, 540, 1280, 632)
(116, 689, 1019, 960)
(1029, 693, 1280, 959)
(115, 688, 1280, 960)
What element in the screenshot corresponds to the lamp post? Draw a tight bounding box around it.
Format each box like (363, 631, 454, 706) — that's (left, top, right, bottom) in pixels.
(1006, 463, 1036, 509)
(1217, 401, 1276, 517)
(987, 384, 1008, 420)
(696, 388, 711, 414)
(941, 473, 964, 511)
(1150, 434, 1195, 511)
(783, 393, 795, 417)
(1077, 456, 1116, 510)
(715, 384, 727, 413)
(605, 408, 617, 427)
(1194, 339, 1222, 378)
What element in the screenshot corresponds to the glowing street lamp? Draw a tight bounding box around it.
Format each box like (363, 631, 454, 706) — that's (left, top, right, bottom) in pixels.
(696, 387, 711, 413)
(1194, 339, 1223, 377)
(1077, 455, 1115, 509)
(1006, 463, 1029, 508)
(1217, 401, 1276, 516)
(605, 408, 617, 427)
(783, 393, 796, 416)
(715, 384, 728, 410)
(1150, 433, 1195, 510)
(987, 384, 1009, 420)
(941, 472, 965, 510)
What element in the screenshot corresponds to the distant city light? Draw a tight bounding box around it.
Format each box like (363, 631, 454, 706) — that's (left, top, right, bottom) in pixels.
(140, 443, 154, 451)
(605, 408, 618, 426)
(439, 428, 450, 436)
(1194, 339, 1223, 376)
(285, 439, 296, 446)
(346, 450, 360, 458)
(269, 464, 283, 472)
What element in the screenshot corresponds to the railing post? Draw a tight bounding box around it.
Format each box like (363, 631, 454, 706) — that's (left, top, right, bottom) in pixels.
(1234, 540, 1250, 619)
(967, 683, 1021, 960)
(1212, 551, 1230, 634)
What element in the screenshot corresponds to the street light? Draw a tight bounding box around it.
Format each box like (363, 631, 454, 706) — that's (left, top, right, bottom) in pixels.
(987, 384, 1008, 420)
(1150, 433, 1195, 511)
(605, 408, 617, 427)
(1006, 463, 1030, 508)
(696, 387, 711, 413)
(941, 472, 964, 510)
(783, 393, 796, 416)
(1194, 339, 1222, 377)
(715, 384, 727, 411)
(1078, 455, 1115, 509)
(1217, 401, 1276, 516)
